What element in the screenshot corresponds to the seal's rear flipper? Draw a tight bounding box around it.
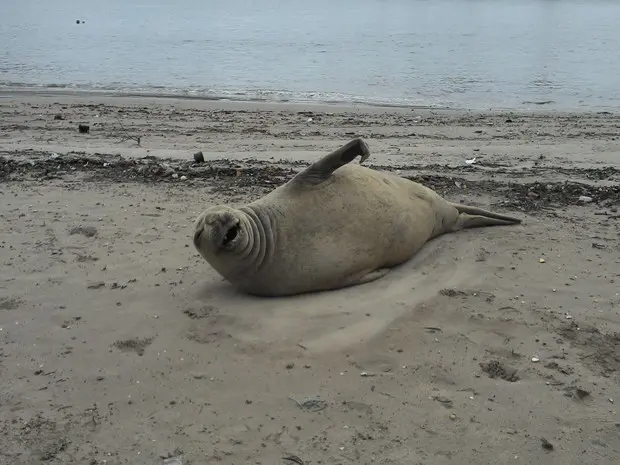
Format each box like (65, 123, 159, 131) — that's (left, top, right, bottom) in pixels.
(293, 138, 371, 186)
(455, 213, 520, 230)
(453, 204, 522, 224)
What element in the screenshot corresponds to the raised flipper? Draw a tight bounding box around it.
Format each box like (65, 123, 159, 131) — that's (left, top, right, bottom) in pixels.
(292, 138, 371, 186)
(452, 203, 522, 230)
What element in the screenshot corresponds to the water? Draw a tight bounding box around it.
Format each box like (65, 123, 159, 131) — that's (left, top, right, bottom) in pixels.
(2, 0, 620, 110)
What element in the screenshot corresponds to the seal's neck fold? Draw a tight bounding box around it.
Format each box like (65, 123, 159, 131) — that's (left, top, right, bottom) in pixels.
(237, 205, 276, 276)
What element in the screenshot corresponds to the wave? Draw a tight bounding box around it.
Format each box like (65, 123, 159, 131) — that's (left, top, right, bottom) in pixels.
(0, 80, 451, 109)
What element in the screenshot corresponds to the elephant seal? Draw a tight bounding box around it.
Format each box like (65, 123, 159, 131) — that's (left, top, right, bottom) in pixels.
(193, 138, 521, 297)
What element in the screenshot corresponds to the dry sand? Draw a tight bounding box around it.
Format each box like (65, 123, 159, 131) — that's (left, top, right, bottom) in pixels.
(1, 90, 619, 465)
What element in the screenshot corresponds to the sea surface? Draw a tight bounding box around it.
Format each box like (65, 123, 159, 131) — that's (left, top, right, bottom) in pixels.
(2, 0, 620, 110)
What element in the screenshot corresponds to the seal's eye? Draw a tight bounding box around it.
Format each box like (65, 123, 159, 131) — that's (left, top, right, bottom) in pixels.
(222, 223, 239, 247)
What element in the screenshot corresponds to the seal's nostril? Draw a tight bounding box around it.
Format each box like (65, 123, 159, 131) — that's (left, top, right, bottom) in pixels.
(193, 228, 203, 243)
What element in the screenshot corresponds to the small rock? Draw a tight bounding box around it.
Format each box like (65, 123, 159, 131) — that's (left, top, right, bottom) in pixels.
(69, 225, 98, 237)
(172, 173, 179, 179)
(564, 386, 591, 401)
(193, 151, 205, 163)
(531, 356, 540, 363)
(579, 195, 593, 203)
(78, 124, 90, 134)
(163, 457, 183, 465)
(432, 396, 453, 408)
(54, 114, 64, 120)
(291, 395, 327, 412)
(541, 437, 554, 451)
(87, 281, 105, 289)
(480, 359, 520, 382)
(180, 175, 187, 181)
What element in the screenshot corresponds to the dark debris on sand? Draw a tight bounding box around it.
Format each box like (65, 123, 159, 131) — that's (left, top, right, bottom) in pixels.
(1, 150, 619, 214)
(0, 150, 297, 190)
(404, 174, 620, 212)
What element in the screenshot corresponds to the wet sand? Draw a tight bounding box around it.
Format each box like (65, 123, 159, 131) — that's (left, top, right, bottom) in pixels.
(1, 91, 619, 464)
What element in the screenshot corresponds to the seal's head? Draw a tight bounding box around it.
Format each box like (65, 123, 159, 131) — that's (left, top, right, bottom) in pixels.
(193, 206, 248, 266)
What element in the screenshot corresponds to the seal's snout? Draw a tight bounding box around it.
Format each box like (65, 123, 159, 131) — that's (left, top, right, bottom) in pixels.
(221, 219, 240, 248)
(193, 206, 243, 253)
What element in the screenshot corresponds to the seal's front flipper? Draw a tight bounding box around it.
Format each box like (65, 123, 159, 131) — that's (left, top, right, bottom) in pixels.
(293, 138, 371, 186)
(338, 268, 390, 289)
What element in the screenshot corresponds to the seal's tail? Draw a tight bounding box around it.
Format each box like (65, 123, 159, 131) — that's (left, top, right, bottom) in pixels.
(452, 204, 522, 229)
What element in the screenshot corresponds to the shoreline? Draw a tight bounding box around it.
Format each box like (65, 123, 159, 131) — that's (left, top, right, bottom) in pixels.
(1, 86, 617, 116)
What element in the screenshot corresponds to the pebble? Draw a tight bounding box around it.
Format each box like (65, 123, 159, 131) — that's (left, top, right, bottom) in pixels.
(193, 151, 205, 163)
(163, 457, 183, 465)
(541, 437, 554, 451)
(180, 175, 187, 181)
(87, 281, 106, 290)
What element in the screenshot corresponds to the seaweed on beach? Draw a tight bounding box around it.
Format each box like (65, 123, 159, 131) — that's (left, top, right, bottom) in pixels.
(1, 150, 619, 213)
(0, 150, 297, 188)
(403, 174, 620, 212)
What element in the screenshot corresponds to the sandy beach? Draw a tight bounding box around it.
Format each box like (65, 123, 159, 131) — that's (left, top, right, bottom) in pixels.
(1, 90, 619, 465)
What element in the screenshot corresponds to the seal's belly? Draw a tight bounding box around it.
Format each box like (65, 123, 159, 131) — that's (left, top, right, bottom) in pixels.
(255, 167, 444, 293)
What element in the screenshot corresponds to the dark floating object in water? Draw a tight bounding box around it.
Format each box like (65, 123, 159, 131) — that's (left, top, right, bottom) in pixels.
(78, 124, 90, 134)
(522, 100, 555, 106)
(193, 151, 205, 163)
(76, 20, 80, 24)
